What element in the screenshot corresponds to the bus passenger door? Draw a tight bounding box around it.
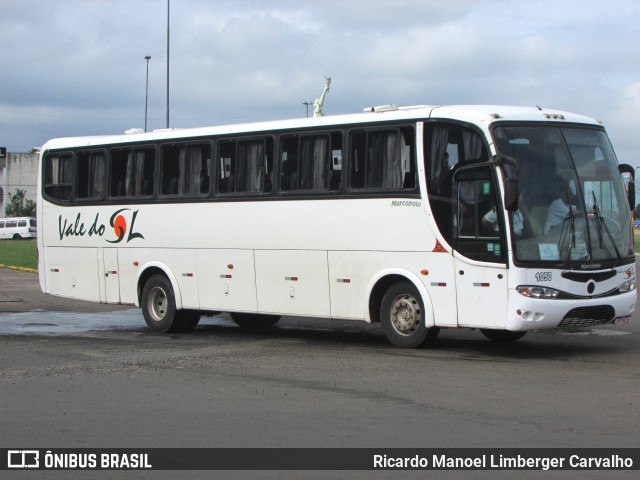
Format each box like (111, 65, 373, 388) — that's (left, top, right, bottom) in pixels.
(101, 248, 120, 304)
(452, 166, 508, 328)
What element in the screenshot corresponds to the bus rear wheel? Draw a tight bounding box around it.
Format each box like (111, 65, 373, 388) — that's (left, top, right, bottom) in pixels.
(230, 312, 281, 329)
(141, 274, 200, 333)
(380, 281, 439, 348)
(480, 329, 527, 342)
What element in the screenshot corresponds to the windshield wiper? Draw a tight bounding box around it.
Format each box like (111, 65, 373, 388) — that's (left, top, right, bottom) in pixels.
(560, 205, 576, 264)
(591, 191, 621, 260)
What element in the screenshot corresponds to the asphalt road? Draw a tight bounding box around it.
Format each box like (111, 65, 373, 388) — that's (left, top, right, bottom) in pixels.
(0, 268, 638, 480)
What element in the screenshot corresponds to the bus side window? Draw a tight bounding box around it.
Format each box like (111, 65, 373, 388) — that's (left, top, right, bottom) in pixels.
(110, 148, 155, 197)
(280, 136, 298, 191)
(136, 148, 155, 196)
(330, 139, 342, 191)
(162, 143, 211, 197)
(218, 138, 269, 194)
(44, 153, 73, 201)
(161, 145, 181, 195)
(77, 151, 105, 200)
(425, 124, 488, 246)
(184, 144, 212, 196)
(279, 132, 341, 193)
(110, 150, 128, 197)
(349, 128, 414, 191)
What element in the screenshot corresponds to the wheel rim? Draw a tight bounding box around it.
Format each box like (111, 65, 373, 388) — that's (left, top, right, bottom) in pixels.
(389, 294, 421, 336)
(147, 286, 168, 322)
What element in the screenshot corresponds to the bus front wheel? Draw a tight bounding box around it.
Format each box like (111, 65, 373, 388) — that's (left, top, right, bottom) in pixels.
(380, 281, 439, 348)
(141, 274, 200, 333)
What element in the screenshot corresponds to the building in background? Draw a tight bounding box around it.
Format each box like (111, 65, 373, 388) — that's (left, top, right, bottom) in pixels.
(0, 149, 39, 216)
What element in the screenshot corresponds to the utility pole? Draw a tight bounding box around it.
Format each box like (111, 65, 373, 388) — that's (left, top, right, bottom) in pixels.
(166, 0, 170, 128)
(144, 55, 151, 132)
(302, 101, 313, 118)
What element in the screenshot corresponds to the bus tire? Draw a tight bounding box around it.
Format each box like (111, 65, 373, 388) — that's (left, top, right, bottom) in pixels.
(12, 233, 22, 239)
(141, 274, 197, 333)
(380, 281, 439, 348)
(230, 312, 281, 329)
(480, 329, 527, 343)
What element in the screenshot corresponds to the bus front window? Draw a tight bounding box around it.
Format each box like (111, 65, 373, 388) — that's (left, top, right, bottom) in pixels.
(493, 125, 633, 266)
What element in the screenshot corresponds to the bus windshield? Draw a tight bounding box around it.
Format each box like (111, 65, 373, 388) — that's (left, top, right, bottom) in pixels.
(493, 125, 633, 266)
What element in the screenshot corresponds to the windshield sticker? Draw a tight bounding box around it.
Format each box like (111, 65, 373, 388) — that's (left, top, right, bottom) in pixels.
(57, 209, 144, 244)
(538, 243, 560, 261)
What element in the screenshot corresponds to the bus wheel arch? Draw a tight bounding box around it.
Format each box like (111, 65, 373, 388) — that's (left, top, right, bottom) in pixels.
(137, 264, 182, 310)
(138, 267, 200, 333)
(368, 273, 439, 348)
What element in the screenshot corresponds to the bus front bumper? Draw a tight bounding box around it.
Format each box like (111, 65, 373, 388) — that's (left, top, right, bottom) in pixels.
(505, 289, 637, 332)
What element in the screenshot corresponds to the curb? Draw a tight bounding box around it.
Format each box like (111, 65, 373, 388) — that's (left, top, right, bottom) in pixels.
(0, 264, 38, 273)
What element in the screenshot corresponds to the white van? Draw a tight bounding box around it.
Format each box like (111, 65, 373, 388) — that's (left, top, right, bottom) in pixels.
(0, 217, 37, 239)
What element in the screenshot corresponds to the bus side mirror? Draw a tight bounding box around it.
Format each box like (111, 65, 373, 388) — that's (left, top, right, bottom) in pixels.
(619, 164, 635, 210)
(496, 155, 519, 211)
(503, 177, 518, 211)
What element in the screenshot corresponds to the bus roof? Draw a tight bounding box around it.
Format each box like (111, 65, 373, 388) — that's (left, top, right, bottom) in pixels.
(41, 104, 602, 151)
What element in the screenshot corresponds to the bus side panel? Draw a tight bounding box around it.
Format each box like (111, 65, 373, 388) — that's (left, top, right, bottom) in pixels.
(254, 250, 330, 317)
(328, 251, 459, 326)
(196, 249, 258, 313)
(118, 248, 200, 308)
(43, 247, 101, 302)
(101, 247, 120, 304)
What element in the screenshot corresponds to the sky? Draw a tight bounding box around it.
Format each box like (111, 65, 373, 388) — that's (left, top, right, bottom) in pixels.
(1, 0, 640, 167)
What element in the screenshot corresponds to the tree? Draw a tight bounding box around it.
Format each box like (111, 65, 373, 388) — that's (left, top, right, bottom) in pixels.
(5, 189, 36, 217)
(634, 203, 640, 221)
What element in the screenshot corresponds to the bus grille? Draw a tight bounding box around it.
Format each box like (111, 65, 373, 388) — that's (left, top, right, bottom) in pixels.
(558, 306, 615, 328)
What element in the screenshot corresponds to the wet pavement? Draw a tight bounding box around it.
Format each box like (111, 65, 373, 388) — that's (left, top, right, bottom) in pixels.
(0, 268, 143, 334)
(0, 268, 131, 314)
(0, 308, 142, 335)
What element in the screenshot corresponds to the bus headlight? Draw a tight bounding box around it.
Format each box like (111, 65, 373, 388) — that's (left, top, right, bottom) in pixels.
(619, 279, 636, 293)
(516, 286, 560, 299)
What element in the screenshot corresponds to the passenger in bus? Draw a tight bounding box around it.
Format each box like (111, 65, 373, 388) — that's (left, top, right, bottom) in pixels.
(544, 185, 578, 233)
(482, 191, 532, 238)
(482, 207, 524, 237)
(459, 180, 477, 235)
(264, 171, 273, 193)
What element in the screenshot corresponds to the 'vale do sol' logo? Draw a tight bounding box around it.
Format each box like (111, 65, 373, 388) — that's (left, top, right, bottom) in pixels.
(58, 209, 144, 244)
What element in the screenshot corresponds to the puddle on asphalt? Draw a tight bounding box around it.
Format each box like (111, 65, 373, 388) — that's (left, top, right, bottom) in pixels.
(0, 309, 143, 335)
(0, 310, 237, 336)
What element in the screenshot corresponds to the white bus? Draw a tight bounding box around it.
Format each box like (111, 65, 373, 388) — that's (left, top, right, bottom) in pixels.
(0, 217, 37, 240)
(37, 104, 637, 347)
